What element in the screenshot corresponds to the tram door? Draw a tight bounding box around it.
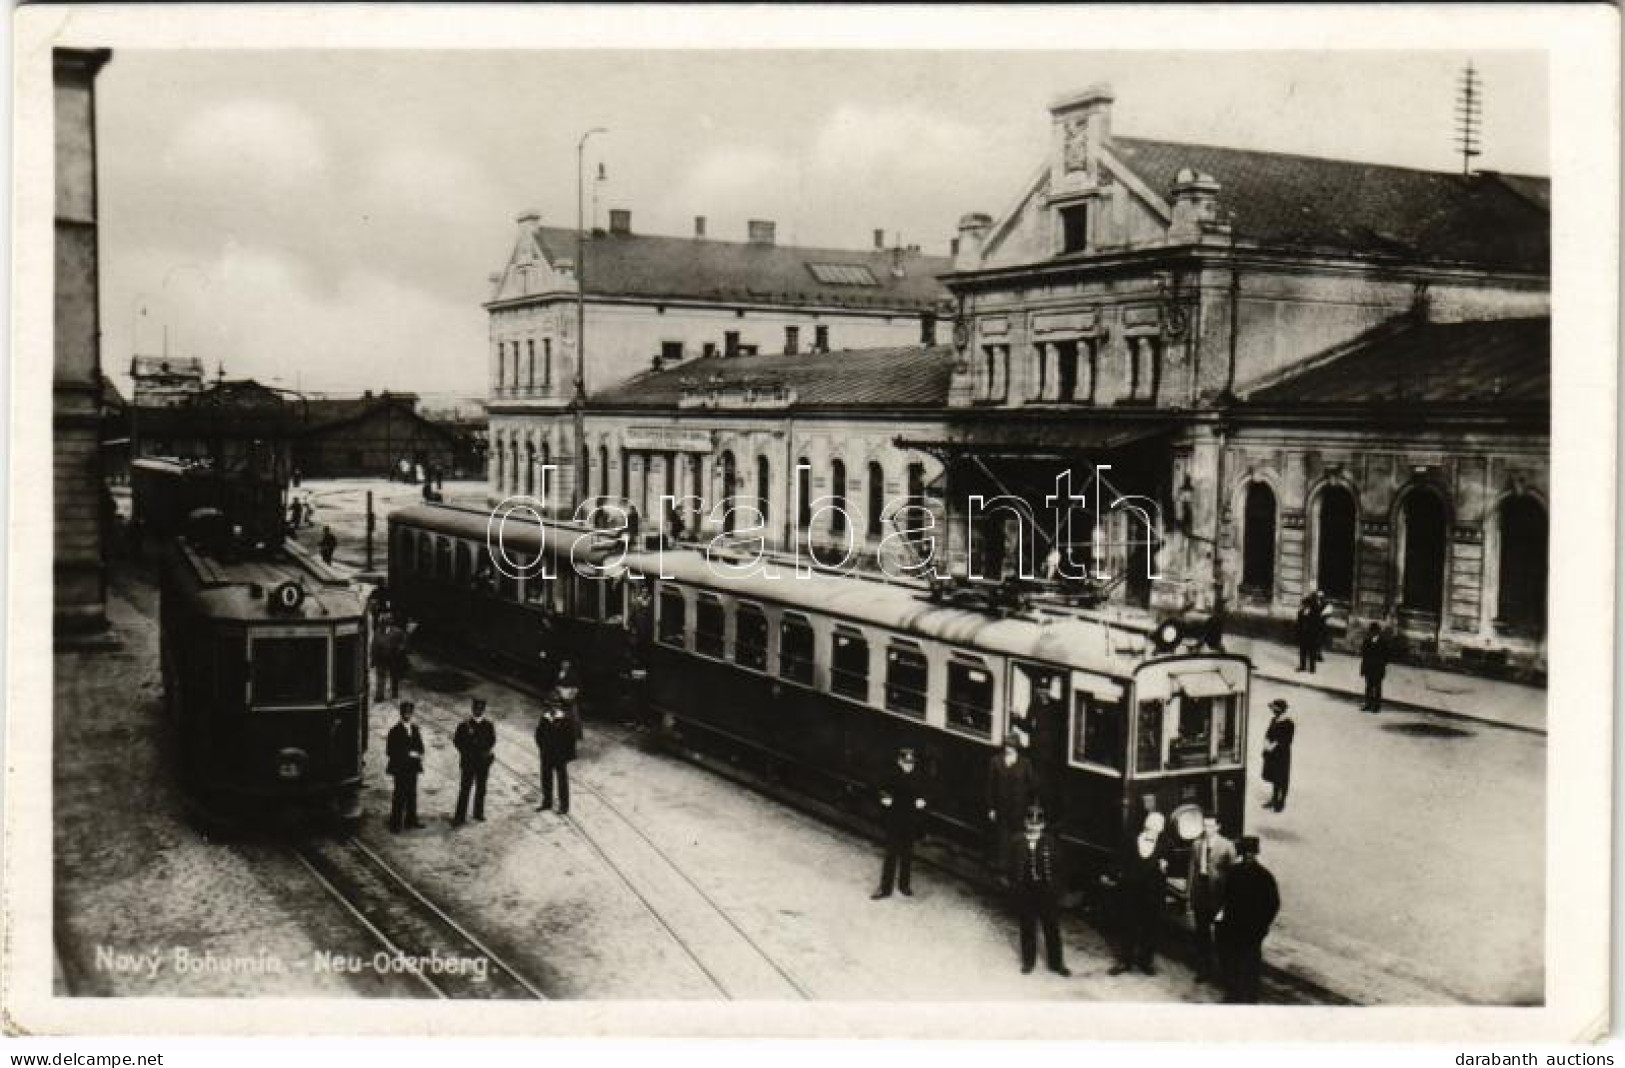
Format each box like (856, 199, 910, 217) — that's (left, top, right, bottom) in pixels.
(1009, 662, 1069, 820)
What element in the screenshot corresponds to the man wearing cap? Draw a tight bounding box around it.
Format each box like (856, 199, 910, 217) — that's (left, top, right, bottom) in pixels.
(985, 738, 1037, 882)
(1186, 815, 1236, 981)
(1262, 699, 1296, 812)
(452, 697, 497, 825)
(1217, 835, 1281, 1003)
(534, 681, 582, 814)
(872, 747, 928, 899)
(385, 702, 425, 833)
(1110, 811, 1167, 976)
(1011, 806, 1071, 977)
(1359, 623, 1391, 712)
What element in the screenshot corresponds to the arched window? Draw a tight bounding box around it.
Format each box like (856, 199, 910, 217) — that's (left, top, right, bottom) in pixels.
(506, 439, 519, 495)
(719, 451, 737, 534)
(1241, 482, 1277, 594)
(598, 444, 610, 498)
(1497, 496, 1547, 627)
(539, 441, 552, 504)
(1400, 490, 1448, 614)
(867, 461, 885, 538)
(797, 457, 812, 531)
(831, 459, 847, 534)
(1315, 486, 1358, 601)
(756, 456, 772, 527)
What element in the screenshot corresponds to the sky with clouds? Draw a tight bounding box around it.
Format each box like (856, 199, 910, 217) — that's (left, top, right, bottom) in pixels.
(95, 49, 1547, 399)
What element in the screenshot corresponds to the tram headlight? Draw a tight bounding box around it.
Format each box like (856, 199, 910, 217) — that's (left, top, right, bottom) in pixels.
(1170, 803, 1205, 842)
(276, 747, 308, 781)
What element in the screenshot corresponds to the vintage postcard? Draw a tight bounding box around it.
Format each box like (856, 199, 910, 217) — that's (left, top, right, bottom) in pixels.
(4, 2, 1617, 1043)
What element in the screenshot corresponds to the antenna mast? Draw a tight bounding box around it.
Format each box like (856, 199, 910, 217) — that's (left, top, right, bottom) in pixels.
(1455, 60, 1483, 176)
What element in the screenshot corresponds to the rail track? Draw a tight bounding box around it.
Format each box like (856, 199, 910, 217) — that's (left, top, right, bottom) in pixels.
(293, 834, 547, 1000)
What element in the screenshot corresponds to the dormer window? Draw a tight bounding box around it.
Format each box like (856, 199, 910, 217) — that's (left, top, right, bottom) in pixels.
(1060, 203, 1089, 254)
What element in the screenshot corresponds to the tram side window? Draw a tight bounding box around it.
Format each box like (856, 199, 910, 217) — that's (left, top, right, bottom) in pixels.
(695, 595, 726, 658)
(779, 613, 815, 686)
(884, 641, 929, 719)
(416, 533, 433, 576)
(658, 587, 685, 647)
(495, 554, 521, 601)
(573, 573, 601, 621)
(454, 543, 473, 585)
(945, 656, 994, 737)
(435, 539, 452, 580)
(333, 632, 362, 701)
(1136, 699, 1167, 772)
(735, 602, 769, 672)
(1216, 695, 1242, 764)
(1072, 692, 1125, 771)
(251, 634, 329, 707)
(831, 626, 869, 700)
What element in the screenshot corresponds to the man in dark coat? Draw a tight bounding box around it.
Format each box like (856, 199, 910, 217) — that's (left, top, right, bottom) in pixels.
(534, 683, 582, 814)
(1011, 806, 1071, 976)
(1109, 812, 1167, 976)
(1262, 698, 1296, 812)
(985, 739, 1037, 881)
(1218, 835, 1281, 1003)
(385, 702, 425, 832)
(871, 747, 928, 899)
(1295, 591, 1327, 672)
(452, 697, 496, 825)
(319, 525, 338, 565)
(1359, 623, 1391, 711)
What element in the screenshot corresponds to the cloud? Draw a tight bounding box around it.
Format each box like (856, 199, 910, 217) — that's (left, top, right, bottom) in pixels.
(165, 98, 328, 195)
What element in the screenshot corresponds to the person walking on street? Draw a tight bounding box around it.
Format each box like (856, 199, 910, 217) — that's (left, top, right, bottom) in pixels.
(1011, 806, 1071, 977)
(872, 747, 928, 899)
(319, 525, 338, 565)
(452, 697, 496, 825)
(1109, 812, 1167, 976)
(371, 618, 399, 700)
(1359, 623, 1391, 711)
(1295, 591, 1328, 672)
(1218, 835, 1281, 1003)
(985, 739, 1037, 883)
(385, 702, 425, 832)
(1187, 815, 1236, 982)
(534, 683, 582, 814)
(1262, 698, 1296, 812)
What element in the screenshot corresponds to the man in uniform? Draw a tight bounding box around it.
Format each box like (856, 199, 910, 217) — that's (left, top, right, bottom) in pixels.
(1359, 623, 1391, 712)
(871, 747, 928, 899)
(534, 681, 582, 814)
(371, 617, 398, 701)
(1011, 806, 1071, 977)
(1187, 814, 1236, 981)
(452, 697, 496, 825)
(319, 525, 338, 565)
(985, 739, 1036, 883)
(1262, 698, 1296, 812)
(1109, 811, 1167, 976)
(1218, 835, 1281, 1003)
(385, 701, 425, 833)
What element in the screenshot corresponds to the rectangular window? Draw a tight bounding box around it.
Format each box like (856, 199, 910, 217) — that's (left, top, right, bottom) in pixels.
(333, 631, 362, 701)
(661, 341, 683, 364)
(724, 331, 741, 358)
(543, 338, 553, 386)
(1135, 699, 1166, 773)
(735, 602, 769, 672)
(920, 313, 937, 346)
(1128, 336, 1161, 402)
(779, 613, 816, 686)
(695, 594, 726, 658)
(784, 326, 800, 355)
(1169, 696, 1216, 769)
(496, 565, 520, 602)
(527, 339, 536, 388)
(814, 325, 830, 352)
(1061, 203, 1089, 253)
(831, 626, 869, 700)
(981, 344, 1008, 401)
(1073, 692, 1125, 771)
(435, 539, 452, 581)
(884, 640, 929, 718)
(1215, 694, 1241, 765)
(946, 656, 994, 738)
(658, 587, 686, 647)
(251, 634, 329, 708)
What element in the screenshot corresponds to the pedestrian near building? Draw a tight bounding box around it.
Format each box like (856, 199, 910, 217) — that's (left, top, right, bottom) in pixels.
(1186, 815, 1236, 981)
(371, 618, 401, 700)
(985, 739, 1037, 881)
(1011, 806, 1071, 976)
(1359, 623, 1391, 712)
(1218, 835, 1281, 1003)
(871, 747, 928, 899)
(1295, 590, 1328, 672)
(452, 697, 496, 825)
(1262, 698, 1296, 812)
(534, 683, 582, 814)
(385, 702, 425, 833)
(1109, 812, 1167, 976)
(319, 525, 338, 565)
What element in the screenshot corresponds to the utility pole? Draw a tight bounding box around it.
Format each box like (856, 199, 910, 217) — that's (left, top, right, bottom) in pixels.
(575, 127, 607, 513)
(1456, 60, 1483, 176)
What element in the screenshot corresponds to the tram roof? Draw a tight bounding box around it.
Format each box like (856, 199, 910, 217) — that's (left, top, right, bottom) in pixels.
(391, 502, 618, 563)
(170, 539, 368, 622)
(629, 548, 1151, 675)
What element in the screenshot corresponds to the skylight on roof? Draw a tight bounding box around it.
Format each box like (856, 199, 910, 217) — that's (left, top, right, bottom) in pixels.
(807, 263, 879, 286)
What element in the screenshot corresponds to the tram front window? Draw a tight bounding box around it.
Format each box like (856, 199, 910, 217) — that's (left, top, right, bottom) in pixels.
(1135, 693, 1241, 772)
(251, 634, 328, 708)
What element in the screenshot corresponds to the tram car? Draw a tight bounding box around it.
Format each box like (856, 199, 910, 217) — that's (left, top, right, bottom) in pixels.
(159, 507, 372, 827)
(620, 548, 1251, 883)
(132, 456, 284, 541)
(386, 502, 635, 704)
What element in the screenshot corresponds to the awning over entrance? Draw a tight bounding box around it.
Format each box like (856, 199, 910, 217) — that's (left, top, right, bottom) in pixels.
(895, 416, 1176, 462)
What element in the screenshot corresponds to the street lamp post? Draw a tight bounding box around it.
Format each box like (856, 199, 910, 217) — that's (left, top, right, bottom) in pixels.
(574, 127, 606, 515)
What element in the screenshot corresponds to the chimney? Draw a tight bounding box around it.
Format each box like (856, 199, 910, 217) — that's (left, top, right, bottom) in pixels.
(747, 219, 776, 245)
(694, 215, 707, 239)
(873, 228, 885, 249)
(955, 212, 994, 271)
(609, 208, 632, 235)
(1167, 169, 1224, 243)
(1049, 82, 1114, 194)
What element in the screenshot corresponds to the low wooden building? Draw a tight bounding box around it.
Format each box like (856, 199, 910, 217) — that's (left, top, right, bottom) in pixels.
(293, 392, 463, 479)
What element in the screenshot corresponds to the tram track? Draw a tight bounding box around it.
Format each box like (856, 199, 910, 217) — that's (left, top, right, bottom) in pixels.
(292, 834, 548, 1000)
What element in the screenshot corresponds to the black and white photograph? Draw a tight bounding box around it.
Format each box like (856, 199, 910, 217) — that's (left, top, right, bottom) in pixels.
(5, 3, 1617, 1046)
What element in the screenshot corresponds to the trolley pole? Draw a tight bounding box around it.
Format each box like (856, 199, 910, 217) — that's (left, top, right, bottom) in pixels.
(365, 490, 375, 571)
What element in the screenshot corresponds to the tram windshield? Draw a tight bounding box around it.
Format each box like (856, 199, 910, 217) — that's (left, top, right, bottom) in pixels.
(1132, 662, 1246, 774)
(250, 633, 328, 707)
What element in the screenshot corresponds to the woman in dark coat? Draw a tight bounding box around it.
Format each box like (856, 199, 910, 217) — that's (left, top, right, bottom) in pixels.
(1261, 698, 1295, 812)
